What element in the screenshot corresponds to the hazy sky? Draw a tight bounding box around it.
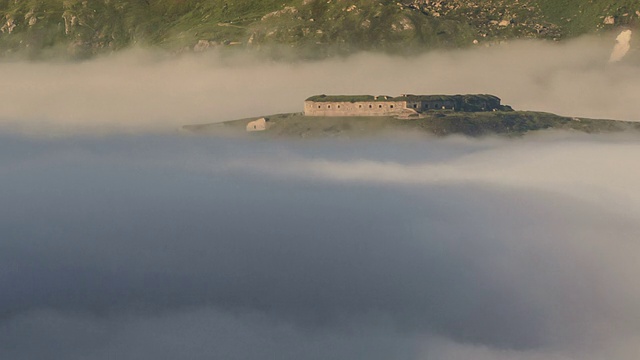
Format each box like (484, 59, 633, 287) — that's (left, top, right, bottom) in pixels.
(0, 33, 638, 134)
(1, 133, 640, 360)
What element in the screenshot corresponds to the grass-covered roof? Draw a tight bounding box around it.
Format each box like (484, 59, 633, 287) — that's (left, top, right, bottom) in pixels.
(306, 94, 501, 103)
(306, 95, 386, 102)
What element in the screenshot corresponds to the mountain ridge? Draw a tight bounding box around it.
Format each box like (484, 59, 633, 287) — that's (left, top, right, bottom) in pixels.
(1, 0, 638, 59)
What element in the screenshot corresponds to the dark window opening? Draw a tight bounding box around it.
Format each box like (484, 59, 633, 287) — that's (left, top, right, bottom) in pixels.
(413, 104, 417, 108)
(369, 105, 373, 108)
(390, 105, 394, 108)
(379, 105, 383, 108)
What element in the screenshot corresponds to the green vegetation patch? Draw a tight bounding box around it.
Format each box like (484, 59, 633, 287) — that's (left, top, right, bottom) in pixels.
(308, 94, 502, 103)
(395, 94, 500, 102)
(306, 95, 378, 102)
(3, 0, 640, 59)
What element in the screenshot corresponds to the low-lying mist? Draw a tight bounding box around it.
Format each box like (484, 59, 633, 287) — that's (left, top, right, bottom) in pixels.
(1, 132, 639, 359)
(0, 33, 639, 135)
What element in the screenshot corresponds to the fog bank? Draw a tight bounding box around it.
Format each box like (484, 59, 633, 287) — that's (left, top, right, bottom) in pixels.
(0, 34, 638, 134)
(1, 133, 639, 359)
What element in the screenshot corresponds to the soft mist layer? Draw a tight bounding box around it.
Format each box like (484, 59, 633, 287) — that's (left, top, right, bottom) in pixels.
(0, 34, 637, 134)
(1, 133, 639, 359)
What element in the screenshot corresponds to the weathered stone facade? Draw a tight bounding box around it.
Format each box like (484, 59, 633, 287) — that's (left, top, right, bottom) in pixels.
(304, 100, 411, 117)
(246, 117, 268, 132)
(304, 94, 504, 117)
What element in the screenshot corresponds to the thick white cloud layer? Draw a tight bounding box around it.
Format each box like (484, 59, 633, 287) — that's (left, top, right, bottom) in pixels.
(225, 134, 640, 216)
(0, 33, 638, 135)
(1, 133, 639, 359)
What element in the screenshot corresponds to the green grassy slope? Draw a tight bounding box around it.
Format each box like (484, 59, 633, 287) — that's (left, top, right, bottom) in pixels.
(0, 0, 294, 58)
(536, 0, 639, 36)
(0, 0, 638, 58)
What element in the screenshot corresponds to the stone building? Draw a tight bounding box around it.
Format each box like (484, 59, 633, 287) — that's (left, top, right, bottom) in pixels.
(304, 94, 505, 117)
(246, 117, 268, 131)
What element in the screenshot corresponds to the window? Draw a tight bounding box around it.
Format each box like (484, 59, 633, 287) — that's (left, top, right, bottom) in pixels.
(369, 105, 373, 108)
(328, 105, 331, 109)
(379, 105, 383, 108)
(390, 105, 394, 109)
(359, 105, 363, 108)
(413, 104, 417, 108)
(337, 105, 341, 109)
(318, 105, 321, 108)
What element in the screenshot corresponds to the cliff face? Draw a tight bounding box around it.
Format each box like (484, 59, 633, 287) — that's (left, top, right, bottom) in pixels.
(0, 0, 637, 59)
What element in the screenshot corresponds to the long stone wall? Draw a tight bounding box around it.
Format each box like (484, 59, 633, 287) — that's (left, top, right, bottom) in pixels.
(304, 100, 408, 117)
(304, 95, 504, 117)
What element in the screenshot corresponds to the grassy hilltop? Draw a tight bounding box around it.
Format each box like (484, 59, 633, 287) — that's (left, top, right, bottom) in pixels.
(1, 0, 639, 58)
(183, 112, 640, 138)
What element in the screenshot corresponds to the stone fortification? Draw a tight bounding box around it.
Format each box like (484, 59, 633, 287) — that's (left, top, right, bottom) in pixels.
(304, 94, 505, 117)
(304, 99, 410, 117)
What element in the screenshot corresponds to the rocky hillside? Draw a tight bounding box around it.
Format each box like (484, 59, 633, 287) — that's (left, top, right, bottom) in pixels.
(1, 0, 638, 59)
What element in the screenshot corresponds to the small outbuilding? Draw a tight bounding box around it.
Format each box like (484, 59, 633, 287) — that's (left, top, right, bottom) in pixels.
(246, 117, 268, 132)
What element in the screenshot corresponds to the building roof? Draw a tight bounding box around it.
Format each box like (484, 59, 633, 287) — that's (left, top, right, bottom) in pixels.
(306, 94, 501, 103)
(305, 95, 387, 102)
